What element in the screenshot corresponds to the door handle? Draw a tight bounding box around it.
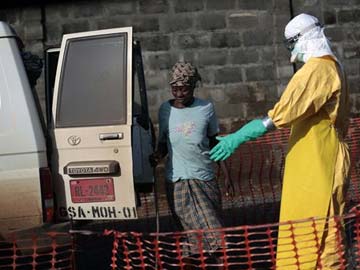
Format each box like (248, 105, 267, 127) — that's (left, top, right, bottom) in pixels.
(99, 132, 124, 141)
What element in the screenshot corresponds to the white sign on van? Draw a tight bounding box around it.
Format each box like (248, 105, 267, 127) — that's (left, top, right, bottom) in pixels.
(59, 206, 137, 219)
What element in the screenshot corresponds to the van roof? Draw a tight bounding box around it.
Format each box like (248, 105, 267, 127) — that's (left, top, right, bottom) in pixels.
(0, 21, 17, 38)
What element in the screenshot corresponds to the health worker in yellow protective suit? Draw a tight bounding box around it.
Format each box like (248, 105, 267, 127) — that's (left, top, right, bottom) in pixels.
(210, 13, 350, 270)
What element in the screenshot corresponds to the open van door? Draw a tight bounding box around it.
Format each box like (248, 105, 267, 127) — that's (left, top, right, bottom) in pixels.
(50, 27, 143, 221)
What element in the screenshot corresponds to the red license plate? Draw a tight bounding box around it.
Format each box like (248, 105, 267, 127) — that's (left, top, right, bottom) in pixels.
(70, 178, 115, 203)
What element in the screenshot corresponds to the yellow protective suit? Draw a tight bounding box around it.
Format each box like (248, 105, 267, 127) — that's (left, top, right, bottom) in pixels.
(268, 56, 350, 270)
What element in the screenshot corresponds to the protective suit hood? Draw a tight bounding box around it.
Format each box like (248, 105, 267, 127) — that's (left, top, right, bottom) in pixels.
(285, 13, 336, 63)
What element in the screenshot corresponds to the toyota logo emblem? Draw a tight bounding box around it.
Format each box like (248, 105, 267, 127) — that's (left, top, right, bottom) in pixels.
(67, 135, 81, 146)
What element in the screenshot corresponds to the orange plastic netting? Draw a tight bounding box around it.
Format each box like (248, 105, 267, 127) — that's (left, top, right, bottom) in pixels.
(1, 118, 359, 270)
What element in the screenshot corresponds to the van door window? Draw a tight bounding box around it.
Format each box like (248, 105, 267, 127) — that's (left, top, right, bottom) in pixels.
(133, 41, 150, 131)
(56, 34, 127, 128)
(45, 48, 59, 126)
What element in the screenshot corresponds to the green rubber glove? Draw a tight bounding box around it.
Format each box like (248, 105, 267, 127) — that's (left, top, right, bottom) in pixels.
(209, 119, 268, 161)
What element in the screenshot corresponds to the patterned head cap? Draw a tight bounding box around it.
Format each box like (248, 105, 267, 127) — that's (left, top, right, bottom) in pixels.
(169, 61, 201, 87)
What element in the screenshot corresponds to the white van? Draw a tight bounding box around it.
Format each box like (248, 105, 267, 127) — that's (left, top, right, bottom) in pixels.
(0, 22, 154, 237)
(0, 22, 53, 237)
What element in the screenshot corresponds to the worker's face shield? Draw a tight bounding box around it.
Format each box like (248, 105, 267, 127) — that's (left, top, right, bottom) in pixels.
(284, 33, 301, 52)
(283, 22, 322, 52)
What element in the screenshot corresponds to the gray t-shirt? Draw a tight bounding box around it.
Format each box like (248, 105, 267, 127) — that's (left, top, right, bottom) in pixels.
(158, 98, 219, 182)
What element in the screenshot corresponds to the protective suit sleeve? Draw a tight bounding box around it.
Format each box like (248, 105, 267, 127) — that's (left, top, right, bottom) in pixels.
(209, 118, 270, 162)
(268, 57, 341, 128)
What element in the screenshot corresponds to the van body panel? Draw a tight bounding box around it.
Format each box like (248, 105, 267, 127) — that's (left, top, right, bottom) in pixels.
(51, 27, 137, 220)
(0, 168, 42, 232)
(0, 38, 46, 155)
(0, 28, 47, 236)
(0, 168, 43, 217)
(0, 21, 16, 37)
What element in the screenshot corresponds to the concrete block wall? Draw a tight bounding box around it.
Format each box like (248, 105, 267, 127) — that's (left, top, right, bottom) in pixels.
(1, 0, 360, 132)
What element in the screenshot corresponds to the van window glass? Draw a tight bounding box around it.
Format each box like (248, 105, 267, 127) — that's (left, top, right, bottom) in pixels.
(56, 34, 127, 127)
(132, 70, 141, 116)
(132, 42, 150, 130)
(45, 48, 59, 125)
